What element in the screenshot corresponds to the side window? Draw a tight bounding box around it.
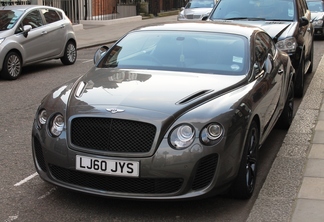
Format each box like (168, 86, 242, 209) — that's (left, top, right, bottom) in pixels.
(41, 9, 62, 24)
(22, 10, 44, 29)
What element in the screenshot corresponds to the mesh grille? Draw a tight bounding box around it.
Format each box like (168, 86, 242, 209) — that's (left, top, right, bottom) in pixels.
(71, 117, 156, 153)
(192, 154, 218, 190)
(49, 164, 183, 194)
(33, 137, 47, 172)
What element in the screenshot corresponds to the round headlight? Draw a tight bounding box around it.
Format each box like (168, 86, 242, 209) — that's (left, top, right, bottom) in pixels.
(207, 124, 223, 140)
(38, 109, 47, 125)
(169, 124, 195, 149)
(50, 114, 64, 137)
(200, 123, 224, 145)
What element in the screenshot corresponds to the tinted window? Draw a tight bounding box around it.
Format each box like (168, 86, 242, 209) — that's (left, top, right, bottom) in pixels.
(306, 0, 323, 11)
(0, 9, 24, 30)
(99, 31, 248, 75)
(22, 10, 44, 28)
(210, 0, 294, 21)
(41, 9, 61, 24)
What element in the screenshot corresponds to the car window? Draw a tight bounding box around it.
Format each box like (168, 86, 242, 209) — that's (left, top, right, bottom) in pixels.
(210, 0, 295, 21)
(306, 1, 324, 11)
(185, 0, 215, 9)
(99, 31, 248, 75)
(41, 9, 62, 24)
(0, 9, 24, 30)
(22, 10, 44, 29)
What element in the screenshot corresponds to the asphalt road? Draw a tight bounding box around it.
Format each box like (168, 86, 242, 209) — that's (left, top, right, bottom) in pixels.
(0, 39, 323, 222)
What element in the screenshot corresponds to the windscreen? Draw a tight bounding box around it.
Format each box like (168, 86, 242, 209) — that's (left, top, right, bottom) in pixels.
(0, 9, 24, 30)
(210, 0, 295, 21)
(98, 30, 248, 76)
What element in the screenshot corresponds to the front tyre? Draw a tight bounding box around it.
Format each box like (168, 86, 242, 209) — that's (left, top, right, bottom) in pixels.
(60, 40, 77, 65)
(294, 56, 305, 98)
(0, 51, 22, 80)
(276, 81, 294, 129)
(230, 121, 259, 199)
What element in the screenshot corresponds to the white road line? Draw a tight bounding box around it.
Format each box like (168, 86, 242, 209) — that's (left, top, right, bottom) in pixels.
(38, 187, 57, 199)
(82, 59, 93, 63)
(14, 172, 38, 187)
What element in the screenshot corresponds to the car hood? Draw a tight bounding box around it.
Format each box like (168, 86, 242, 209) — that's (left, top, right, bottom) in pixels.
(311, 12, 324, 20)
(68, 68, 246, 115)
(0, 29, 14, 38)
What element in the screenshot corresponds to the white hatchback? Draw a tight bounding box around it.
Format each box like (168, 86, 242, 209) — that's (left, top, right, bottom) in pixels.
(0, 5, 77, 80)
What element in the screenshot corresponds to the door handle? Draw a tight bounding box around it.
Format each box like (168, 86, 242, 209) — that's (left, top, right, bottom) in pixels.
(41, 31, 48, 35)
(60, 24, 65, 28)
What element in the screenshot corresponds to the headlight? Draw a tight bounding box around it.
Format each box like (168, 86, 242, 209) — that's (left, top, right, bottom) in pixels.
(314, 19, 323, 26)
(200, 123, 224, 145)
(37, 109, 47, 128)
(169, 124, 195, 149)
(276, 37, 297, 53)
(50, 114, 64, 137)
(0, 38, 5, 44)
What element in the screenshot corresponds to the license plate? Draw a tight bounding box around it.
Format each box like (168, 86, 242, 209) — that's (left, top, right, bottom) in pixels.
(76, 155, 139, 177)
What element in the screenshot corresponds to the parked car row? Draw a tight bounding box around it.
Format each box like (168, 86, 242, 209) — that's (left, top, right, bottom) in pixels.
(0, 1, 314, 202)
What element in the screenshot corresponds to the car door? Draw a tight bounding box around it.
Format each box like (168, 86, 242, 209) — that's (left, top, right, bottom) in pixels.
(40, 8, 66, 57)
(18, 9, 49, 64)
(252, 32, 283, 133)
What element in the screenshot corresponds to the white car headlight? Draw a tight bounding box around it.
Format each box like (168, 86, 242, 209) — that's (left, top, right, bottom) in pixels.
(314, 19, 323, 26)
(37, 109, 47, 128)
(276, 37, 297, 53)
(50, 114, 64, 137)
(0, 38, 5, 44)
(169, 124, 195, 149)
(200, 123, 224, 145)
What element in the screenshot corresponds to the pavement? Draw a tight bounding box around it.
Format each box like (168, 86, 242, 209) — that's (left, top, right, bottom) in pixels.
(74, 15, 324, 222)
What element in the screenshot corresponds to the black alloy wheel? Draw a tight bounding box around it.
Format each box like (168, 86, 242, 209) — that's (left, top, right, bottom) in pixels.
(230, 121, 259, 199)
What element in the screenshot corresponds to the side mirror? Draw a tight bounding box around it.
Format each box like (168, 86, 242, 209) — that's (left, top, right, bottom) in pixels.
(299, 16, 309, 27)
(201, 15, 209, 21)
(93, 46, 109, 64)
(22, 25, 32, 38)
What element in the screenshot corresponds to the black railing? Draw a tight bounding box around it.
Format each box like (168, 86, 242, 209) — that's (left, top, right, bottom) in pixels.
(0, 0, 31, 6)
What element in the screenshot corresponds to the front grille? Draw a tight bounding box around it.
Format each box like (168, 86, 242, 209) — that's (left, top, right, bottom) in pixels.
(33, 137, 47, 172)
(71, 117, 156, 153)
(192, 154, 218, 190)
(49, 164, 183, 194)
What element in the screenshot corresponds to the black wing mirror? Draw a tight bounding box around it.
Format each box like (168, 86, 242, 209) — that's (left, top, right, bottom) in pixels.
(299, 16, 309, 27)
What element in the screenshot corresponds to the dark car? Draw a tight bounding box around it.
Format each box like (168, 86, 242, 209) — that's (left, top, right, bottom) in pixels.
(306, 0, 324, 37)
(204, 0, 314, 97)
(0, 5, 77, 80)
(32, 21, 295, 200)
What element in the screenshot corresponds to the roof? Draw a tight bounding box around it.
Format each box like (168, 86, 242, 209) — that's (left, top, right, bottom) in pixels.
(134, 21, 263, 37)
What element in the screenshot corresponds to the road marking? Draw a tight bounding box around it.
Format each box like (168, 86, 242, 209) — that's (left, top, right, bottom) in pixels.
(5, 214, 19, 222)
(82, 59, 93, 63)
(38, 187, 57, 199)
(14, 172, 38, 187)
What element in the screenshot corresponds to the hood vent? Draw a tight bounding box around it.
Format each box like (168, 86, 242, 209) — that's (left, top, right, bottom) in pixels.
(176, 90, 213, 105)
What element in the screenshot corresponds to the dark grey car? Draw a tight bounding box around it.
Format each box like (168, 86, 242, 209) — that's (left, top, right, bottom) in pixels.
(32, 22, 294, 200)
(0, 5, 77, 80)
(204, 0, 314, 98)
